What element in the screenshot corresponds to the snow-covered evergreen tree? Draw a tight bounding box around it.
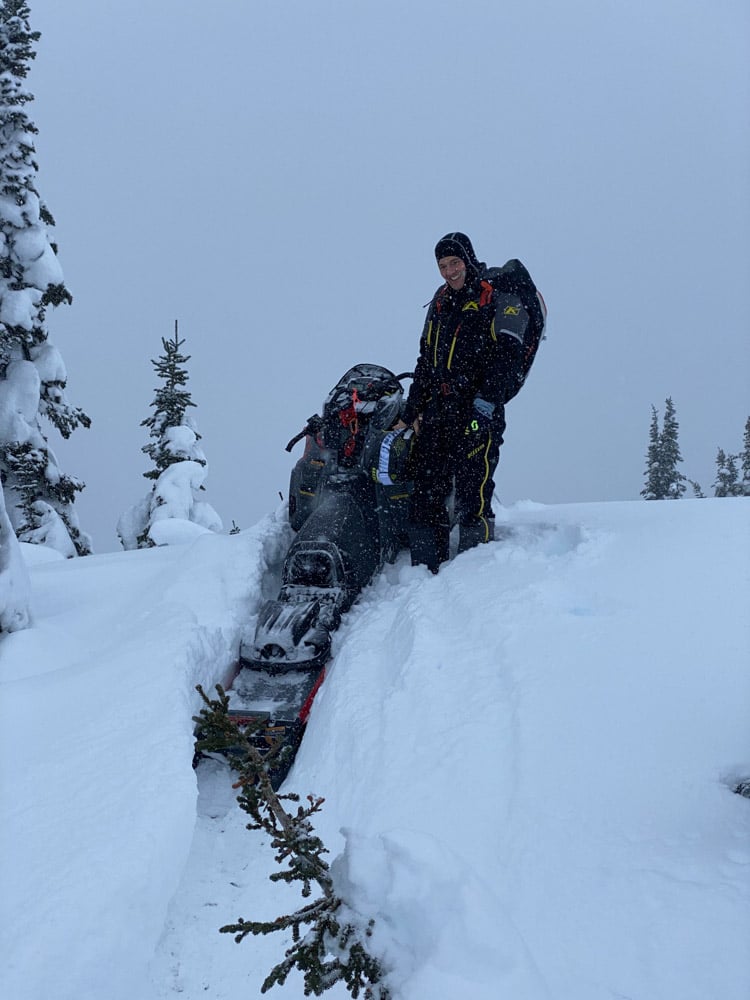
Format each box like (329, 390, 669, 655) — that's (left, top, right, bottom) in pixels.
(141, 326, 197, 482)
(660, 397, 686, 499)
(0, 0, 90, 558)
(641, 398, 687, 500)
(713, 448, 738, 497)
(117, 324, 222, 549)
(641, 405, 663, 500)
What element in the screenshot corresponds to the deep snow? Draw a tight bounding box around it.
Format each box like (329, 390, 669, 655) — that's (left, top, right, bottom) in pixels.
(2, 498, 749, 999)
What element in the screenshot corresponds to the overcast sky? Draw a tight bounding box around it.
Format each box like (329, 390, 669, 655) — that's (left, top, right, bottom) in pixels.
(24, 0, 750, 551)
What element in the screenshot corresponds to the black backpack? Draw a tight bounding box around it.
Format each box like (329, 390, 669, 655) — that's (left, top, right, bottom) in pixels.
(483, 259, 547, 401)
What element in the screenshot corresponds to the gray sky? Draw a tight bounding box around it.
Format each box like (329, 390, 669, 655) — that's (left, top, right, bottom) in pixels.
(26, 0, 750, 551)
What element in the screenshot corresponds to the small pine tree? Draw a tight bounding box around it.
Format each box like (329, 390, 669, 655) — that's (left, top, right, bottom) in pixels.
(117, 323, 222, 549)
(641, 398, 687, 500)
(194, 686, 391, 999)
(660, 397, 686, 499)
(0, 0, 90, 557)
(713, 448, 740, 497)
(141, 323, 199, 481)
(711, 417, 750, 498)
(641, 405, 664, 500)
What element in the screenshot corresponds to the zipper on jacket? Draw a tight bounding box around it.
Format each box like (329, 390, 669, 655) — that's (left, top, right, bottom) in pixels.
(446, 323, 461, 370)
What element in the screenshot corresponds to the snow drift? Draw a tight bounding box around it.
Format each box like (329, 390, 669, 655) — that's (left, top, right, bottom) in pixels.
(1, 498, 749, 1000)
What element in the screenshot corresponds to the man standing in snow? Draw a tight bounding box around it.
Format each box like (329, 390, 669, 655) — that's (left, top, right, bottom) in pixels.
(399, 232, 542, 573)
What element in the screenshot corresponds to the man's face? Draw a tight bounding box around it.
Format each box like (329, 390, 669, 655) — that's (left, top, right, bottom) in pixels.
(438, 255, 467, 291)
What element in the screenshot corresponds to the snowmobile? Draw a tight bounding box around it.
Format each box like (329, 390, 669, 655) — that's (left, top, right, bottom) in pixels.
(222, 364, 414, 784)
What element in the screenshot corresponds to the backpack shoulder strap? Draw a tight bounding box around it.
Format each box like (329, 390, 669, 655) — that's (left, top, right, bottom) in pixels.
(478, 280, 494, 308)
(432, 284, 449, 315)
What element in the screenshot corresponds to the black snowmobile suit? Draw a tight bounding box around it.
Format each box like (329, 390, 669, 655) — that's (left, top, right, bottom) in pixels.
(403, 271, 529, 427)
(403, 271, 530, 571)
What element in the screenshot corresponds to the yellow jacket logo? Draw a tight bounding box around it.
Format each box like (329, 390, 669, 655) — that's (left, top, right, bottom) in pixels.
(503, 304, 520, 316)
(462, 301, 479, 312)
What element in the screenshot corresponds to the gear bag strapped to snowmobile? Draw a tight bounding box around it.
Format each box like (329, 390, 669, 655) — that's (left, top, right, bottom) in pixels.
(286, 364, 410, 531)
(483, 259, 547, 402)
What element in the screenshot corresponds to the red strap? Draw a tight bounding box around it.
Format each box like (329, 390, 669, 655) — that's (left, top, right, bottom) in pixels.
(339, 388, 360, 456)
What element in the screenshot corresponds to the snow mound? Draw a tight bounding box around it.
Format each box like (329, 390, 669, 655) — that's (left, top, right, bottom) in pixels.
(1, 499, 749, 1000)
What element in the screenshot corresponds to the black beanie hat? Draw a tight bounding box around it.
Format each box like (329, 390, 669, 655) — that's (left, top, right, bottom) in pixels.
(434, 232, 480, 273)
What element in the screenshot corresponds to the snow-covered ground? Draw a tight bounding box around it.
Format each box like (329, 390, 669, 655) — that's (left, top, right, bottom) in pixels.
(2, 498, 749, 1000)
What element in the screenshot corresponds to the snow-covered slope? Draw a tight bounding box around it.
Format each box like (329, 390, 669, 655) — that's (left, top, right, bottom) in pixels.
(2, 499, 749, 1000)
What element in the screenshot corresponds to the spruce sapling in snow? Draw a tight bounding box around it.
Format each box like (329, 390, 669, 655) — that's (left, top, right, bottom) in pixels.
(117, 323, 222, 549)
(0, 0, 90, 557)
(713, 448, 742, 497)
(140, 324, 197, 481)
(712, 418, 750, 497)
(713, 448, 741, 498)
(194, 685, 391, 1000)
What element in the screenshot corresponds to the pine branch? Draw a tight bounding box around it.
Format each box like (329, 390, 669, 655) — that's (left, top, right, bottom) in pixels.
(193, 685, 391, 999)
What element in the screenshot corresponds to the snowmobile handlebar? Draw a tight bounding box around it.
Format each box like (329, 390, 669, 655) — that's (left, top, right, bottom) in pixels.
(286, 415, 324, 452)
(284, 374, 412, 452)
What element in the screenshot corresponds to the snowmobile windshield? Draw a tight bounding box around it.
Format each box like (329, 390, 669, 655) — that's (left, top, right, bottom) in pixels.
(323, 364, 403, 414)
